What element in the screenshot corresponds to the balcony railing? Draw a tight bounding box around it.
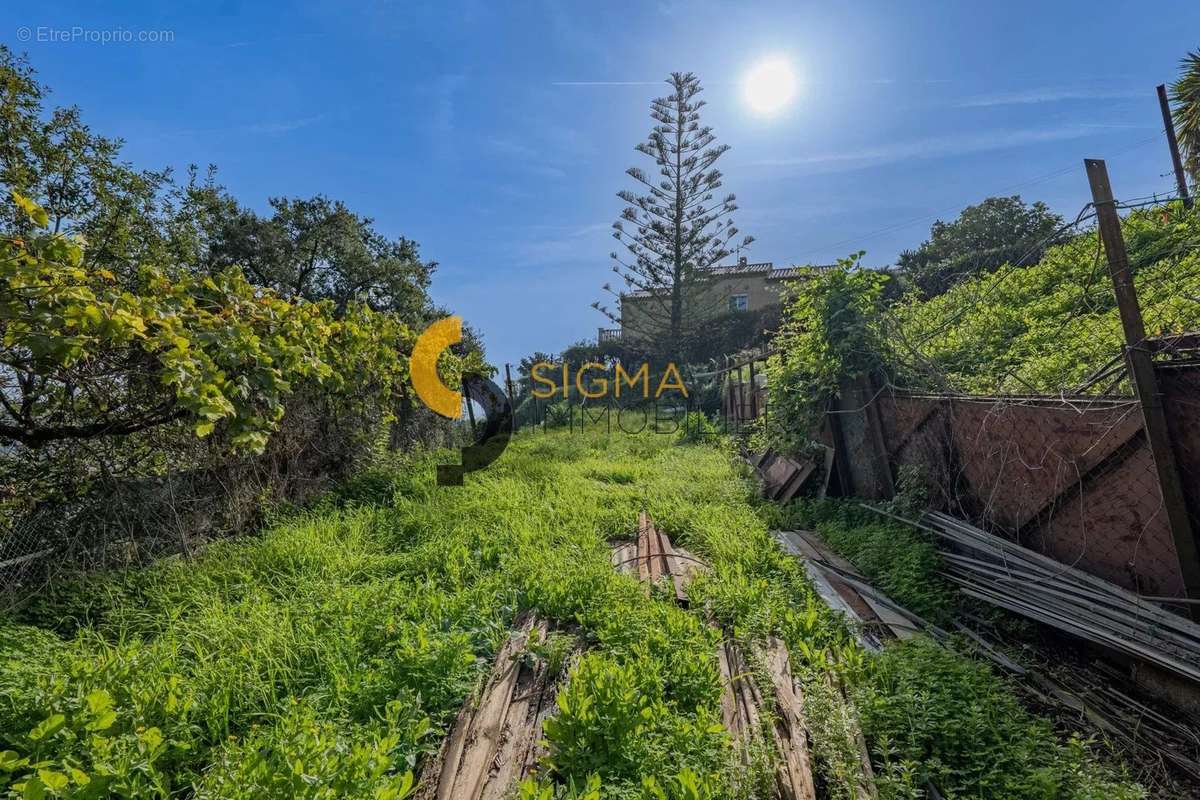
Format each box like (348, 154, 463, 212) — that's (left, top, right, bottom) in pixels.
(598, 328, 622, 343)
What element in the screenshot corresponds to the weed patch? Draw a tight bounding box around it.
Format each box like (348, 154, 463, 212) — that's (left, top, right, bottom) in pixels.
(0, 432, 1143, 798)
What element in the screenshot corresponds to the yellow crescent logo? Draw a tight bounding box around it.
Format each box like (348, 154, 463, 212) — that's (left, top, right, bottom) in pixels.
(410, 316, 463, 419)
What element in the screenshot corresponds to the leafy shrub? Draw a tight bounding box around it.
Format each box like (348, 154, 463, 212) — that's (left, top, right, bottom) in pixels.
(542, 653, 727, 793)
(1, 188, 485, 570)
(676, 412, 718, 444)
(194, 701, 427, 800)
(519, 769, 726, 800)
(543, 401, 573, 428)
(762, 255, 889, 452)
(856, 638, 1144, 799)
(0, 191, 431, 453)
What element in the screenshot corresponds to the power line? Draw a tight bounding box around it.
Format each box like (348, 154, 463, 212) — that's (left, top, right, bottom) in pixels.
(792, 132, 1164, 264)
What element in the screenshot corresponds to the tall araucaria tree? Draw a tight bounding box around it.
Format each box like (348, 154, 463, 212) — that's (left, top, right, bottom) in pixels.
(595, 72, 752, 358)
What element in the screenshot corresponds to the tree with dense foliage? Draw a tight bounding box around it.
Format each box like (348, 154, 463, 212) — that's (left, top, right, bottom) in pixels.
(1, 190, 425, 451)
(0, 47, 484, 565)
(205, 195, 436, 317)
(896, 195, 1065, 299)
(762, 256, 891, 452)
(596, 72, 752, 357)
(1172, 49, 1200, 184)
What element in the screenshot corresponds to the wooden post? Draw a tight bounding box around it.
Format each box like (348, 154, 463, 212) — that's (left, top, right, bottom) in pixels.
(504, 364, 517, 431)
(861, 371, 896, 499)
(1086, 158, 1200, 614)
(762, 345, 771, 420)
(723, 355, 731, 425)
(1157, 85, 1194, 210)
(736, 365, 745, 427)
(748, 356, 758, 419)
(462, 376, 477, 431)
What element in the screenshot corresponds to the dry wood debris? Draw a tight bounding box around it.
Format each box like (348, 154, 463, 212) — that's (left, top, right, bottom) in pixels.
(777, 521, 1200, 797)
(610, 510, 706, 604)
(870, 508, 1200, 685)
(613, 512, 823, 798)
(718, 635, 820, 800)
(414, 614, 571, 800)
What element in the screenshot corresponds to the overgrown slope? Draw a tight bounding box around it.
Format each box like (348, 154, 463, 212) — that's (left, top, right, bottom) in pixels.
(892, 202, 1200, 394)
(0, 431, 1142, 799)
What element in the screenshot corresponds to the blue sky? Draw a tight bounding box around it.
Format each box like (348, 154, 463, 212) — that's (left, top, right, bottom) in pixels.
(8, 1, 1200, 368)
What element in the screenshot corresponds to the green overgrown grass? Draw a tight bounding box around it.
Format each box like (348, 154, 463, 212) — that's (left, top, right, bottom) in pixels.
(0, 430, 1142, 798)
(769, 498, 1144, 799)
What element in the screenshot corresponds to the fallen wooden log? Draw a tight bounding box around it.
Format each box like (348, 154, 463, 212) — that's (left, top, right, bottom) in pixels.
(414, 615, 574, 800)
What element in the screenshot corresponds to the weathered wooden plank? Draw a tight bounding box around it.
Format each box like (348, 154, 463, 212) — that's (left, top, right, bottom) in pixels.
(646, 516, 664, 585)
(416, 617, 574, 800)
(794, 531, 915, 641)
(610, 541, 636, 575)
(617, 513, 707, 605)
(757, 638, 818, 800)
(657, 526, 690, 604)
(637, 510, 652, 585)
(442, 623, 530, 799)
(415, 617, 531, 800)
(480, 620, 551, 799)
(717, 640, 740, 742)
(719, 634, 821, 799)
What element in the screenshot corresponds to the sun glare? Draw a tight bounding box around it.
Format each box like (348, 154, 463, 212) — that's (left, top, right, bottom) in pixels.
(742, 57, 797, 116)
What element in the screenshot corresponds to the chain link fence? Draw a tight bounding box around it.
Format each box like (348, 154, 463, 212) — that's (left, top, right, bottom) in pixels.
(824, 188, 1200, 603)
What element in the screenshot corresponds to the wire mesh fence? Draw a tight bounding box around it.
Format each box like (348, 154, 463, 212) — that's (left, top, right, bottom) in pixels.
(708, 164, 1200, 608)
(824, 187, 1200, 605)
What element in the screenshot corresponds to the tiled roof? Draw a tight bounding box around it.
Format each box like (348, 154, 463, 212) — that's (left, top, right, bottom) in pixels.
(766, 264, 836, 280)
(703, 261, 774, 276)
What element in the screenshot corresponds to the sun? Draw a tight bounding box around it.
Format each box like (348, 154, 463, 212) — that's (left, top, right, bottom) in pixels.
(742, 57, 798, 116)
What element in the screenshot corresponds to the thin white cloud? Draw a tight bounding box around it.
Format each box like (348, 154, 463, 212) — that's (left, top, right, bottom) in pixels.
(750, 124, 1124, 172)
(516, 222, 611, 265)
(551, 81, 660, 86)
(957, 87, 1142, 108)
(153, 115, 327, 139)
(482, 126, 592, 179)
(244, 115, 325, 134)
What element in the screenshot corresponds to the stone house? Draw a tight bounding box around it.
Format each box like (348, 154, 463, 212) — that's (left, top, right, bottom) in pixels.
(598, 257, 832, 344)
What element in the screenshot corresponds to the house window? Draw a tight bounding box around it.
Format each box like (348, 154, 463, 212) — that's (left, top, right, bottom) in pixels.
(729, 294, 749, 312)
